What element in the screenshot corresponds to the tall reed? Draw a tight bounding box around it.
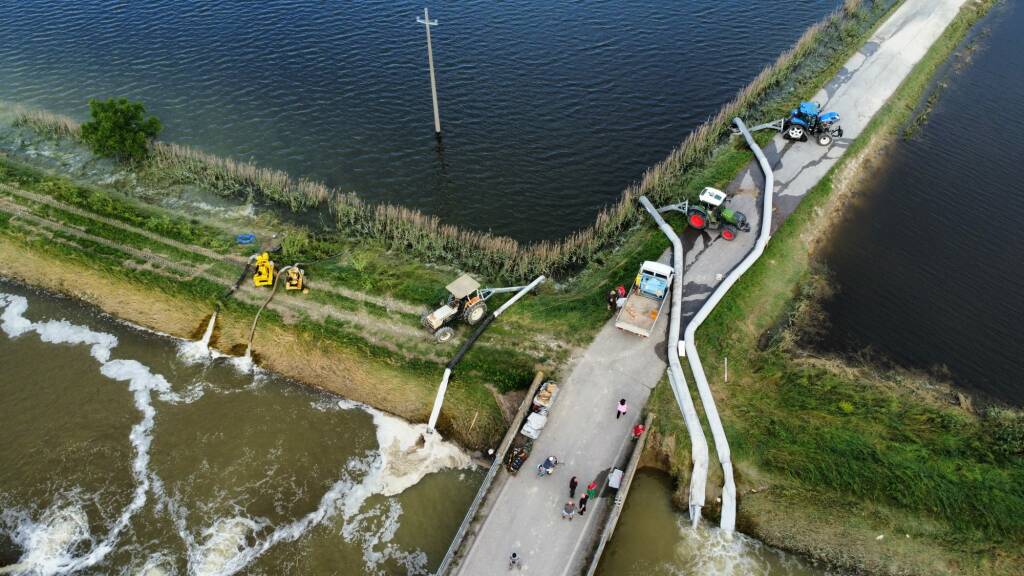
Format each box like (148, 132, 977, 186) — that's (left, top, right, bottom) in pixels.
(9, 0, 895, 280)
(12, 108, 81, 140)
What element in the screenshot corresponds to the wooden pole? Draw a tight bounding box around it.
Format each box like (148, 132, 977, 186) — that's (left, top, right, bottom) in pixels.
(418, 8, 442, 136)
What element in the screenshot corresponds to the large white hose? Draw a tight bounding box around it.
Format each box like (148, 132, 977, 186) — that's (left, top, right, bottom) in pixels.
(682, 117, 775, 533)
(639, 196, 708, 527)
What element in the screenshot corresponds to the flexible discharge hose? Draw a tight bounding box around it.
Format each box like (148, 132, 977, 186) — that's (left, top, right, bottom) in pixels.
(638, 196, 709, 527)
(682, 117, 775, 533)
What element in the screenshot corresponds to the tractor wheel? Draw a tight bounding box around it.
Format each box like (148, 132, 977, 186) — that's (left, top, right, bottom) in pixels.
(817, 133, 833, 146)
(785, 124, 806, 141)
(721, 224, 739, 241)
(435, 327, 455, 343)
(687, 206, 709, 230)
(463, 302, 488, 325)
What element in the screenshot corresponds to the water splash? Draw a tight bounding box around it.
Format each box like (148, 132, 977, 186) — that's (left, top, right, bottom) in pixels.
(340, 400, 472, 497)
(178, 312, 221, 364)
(0, 293, 168, 574)
(0, 505, 90, 575)
(167, 401, 472, 576)
(0, 292, 472, 575)
(669, 522, 823, 576)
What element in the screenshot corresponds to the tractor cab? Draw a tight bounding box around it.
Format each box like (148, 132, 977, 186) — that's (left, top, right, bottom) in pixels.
(699, 187, 727, 207)
(791, 101, 821, 129)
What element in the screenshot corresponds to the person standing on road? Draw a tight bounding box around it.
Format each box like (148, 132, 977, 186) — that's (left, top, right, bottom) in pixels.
(569, 476, 578, 498)
(509, 552, 521, 570)
(616, 398, 628, 419)
(586, 480, 598, 500)
(562, 499, 577, 521)
(578, 493, 589, 516)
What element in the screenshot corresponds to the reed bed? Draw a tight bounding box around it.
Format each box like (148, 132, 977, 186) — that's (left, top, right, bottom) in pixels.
(9, 0, 895, 280)
(12, 108, 81, 140)
(149, 142, 330, 211)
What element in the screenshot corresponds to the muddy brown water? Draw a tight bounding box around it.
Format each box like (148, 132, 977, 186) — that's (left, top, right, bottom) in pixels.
(595, 470, 834, 576)
(0, 279, 480, 575)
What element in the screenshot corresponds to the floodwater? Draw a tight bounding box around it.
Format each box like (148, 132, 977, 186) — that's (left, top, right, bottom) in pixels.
(817, 1, 1024, 406)
(0, 279, 481, 575)
(595, 470, 832, 576)
(0, 0, 841, 240)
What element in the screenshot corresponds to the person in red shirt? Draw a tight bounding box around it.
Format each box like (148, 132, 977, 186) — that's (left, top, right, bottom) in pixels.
(632, 423, 645, 440)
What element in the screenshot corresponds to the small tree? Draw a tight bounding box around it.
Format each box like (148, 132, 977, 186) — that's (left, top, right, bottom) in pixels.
(80, 98, 162, 163)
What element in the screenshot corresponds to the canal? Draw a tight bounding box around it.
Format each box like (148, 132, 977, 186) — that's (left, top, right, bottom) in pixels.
(0, 280, 480, 575)
(816, 0, 1024, 406)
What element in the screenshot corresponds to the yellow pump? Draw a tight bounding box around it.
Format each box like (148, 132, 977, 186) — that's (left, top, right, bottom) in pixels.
(252, 253, 275, 287)
(284, 267, 305, 291)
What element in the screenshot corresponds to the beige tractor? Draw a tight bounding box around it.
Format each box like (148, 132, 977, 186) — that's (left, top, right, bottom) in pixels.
(421, 274, 527, 343)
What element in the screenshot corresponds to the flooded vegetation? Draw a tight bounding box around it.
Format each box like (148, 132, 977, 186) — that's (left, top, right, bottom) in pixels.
(816, 0, 1024, 406)
(0, 0, 840, 240)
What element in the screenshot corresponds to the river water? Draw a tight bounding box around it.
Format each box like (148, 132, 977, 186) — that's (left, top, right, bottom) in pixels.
(817, 0, 1024, 406)
(596, 470, 832, 576)
(0, 280, 480, 575)
(0, 0, 841, 240)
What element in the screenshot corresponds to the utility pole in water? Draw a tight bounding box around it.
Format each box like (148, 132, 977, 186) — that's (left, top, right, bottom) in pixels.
(416, 7, 442, 137)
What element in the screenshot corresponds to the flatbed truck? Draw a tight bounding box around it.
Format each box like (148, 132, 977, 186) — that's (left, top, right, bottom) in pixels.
(614, 261, 674, 337)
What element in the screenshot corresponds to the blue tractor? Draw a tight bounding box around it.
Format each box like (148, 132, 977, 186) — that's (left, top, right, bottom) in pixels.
(783, 101, 843, 146)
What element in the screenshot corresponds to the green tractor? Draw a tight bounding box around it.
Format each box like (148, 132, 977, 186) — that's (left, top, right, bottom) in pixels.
(684, 187, 750, 241)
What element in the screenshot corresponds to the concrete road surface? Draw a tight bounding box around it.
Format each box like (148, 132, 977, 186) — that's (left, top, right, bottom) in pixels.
(450, 0, 968, 574)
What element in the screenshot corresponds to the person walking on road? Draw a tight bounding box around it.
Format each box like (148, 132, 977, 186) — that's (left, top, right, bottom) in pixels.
(569, 476, 578, 498)
(578, 493, 589, 516)
(508, 552, 521, 570)
(562, 499, 577, 521)
(586, 480, 598, 500)
(616, 398, 628, 419)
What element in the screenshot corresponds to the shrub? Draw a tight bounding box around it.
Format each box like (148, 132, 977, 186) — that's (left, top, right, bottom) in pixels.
(282, 230, 311, 260)
(80, 98, 162, 163)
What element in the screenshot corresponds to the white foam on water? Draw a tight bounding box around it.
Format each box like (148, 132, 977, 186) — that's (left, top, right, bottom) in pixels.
(0, 504, 91, 575)
(128, 552, 176, 576)
(177, 312, 224, 365)
(668, 522, 820, 576)
(1, 292, 472, 575)
(0, 293, 170, 574)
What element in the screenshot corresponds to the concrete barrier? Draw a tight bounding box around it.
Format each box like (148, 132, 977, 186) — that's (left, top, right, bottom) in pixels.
(434, 371, 546, 575)
(583, 413, 655, 576)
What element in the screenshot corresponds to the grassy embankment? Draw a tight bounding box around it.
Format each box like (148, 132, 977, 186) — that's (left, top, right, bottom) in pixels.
(645, 1, 1024, 574)
(0, 0, 902, 449)
(2, 0, 901, 343)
